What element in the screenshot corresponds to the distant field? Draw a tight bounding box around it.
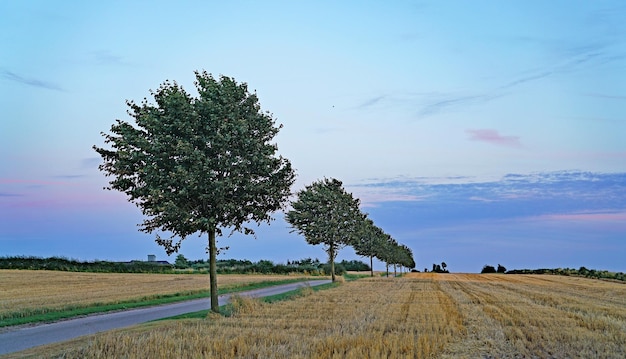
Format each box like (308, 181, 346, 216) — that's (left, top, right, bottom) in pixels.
(8, 273, 626, 358)
(0, 270, 312, 323)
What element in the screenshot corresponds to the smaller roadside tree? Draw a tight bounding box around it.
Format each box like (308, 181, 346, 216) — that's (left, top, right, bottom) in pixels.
(352, 217, 387, 277)
(395, 244, 415, 274)
(481, 265, 497, 274)
(377, 235, 399, 277)
(174, 254, 189, 269)
(497, 264, 507, 273)
(286, 178, 364, 282)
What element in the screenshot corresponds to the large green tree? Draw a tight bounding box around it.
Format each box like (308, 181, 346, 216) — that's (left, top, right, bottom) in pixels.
(285, 178, 364, 282)
(94, 71, 295, 312)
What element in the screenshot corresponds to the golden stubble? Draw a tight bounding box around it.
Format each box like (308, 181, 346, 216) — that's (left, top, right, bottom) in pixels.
(0, 270, 309, 320)
(434, 273, 626, 358)
(6, 273, 626, 358)
(37, 277, 465, 359)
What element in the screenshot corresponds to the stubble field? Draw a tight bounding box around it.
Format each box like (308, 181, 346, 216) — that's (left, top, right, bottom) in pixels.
(3, 272, 626, 358)
(0, 270, 311, 323)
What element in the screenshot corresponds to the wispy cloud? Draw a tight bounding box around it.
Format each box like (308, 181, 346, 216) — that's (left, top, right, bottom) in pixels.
(90, 50, 127, 66)
(356, 95, 386, 109)
(81, 157, 102, 169)
(469, 196, 496, 203)
(582, 93, 626, 101)
(498, 71, 553, 90)
(351, 171, 626, 215)
(1, 69, 65, 91)
(540, 211, 626, 223)
(350, 186, 428, 208)
(413, 33, 625, 119)
(53, 175, 86, 180)
(0, 192, 24, 197)
(416, 93, 501, 118)
(0, 178, 76, 186)
(466, 129, 522, 148)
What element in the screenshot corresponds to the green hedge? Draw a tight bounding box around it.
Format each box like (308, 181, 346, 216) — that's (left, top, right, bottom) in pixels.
(506, 267, 625, 281)
(0, 256, 370, 275)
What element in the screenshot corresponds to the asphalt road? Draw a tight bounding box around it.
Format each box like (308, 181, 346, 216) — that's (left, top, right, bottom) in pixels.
(0, 279, 331, 355)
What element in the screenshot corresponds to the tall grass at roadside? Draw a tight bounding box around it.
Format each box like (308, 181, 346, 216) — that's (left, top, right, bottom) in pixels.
(0, 270, 318, 326)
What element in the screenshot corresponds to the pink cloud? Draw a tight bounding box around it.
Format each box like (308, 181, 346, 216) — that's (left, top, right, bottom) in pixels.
(466, 129, 522, 148)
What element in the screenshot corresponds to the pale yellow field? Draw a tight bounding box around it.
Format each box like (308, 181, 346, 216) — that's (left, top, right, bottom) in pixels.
(6, 273, 626, 358)
(0, 270, 310, 320)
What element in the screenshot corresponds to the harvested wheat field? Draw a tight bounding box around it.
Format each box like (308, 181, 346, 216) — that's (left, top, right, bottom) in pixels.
(0, 270, 310, 321)
(7, 273, 626, 358)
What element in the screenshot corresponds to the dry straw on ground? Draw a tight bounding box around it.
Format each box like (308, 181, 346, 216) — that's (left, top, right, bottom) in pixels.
(0, 270, 308, 320)
(6, 273, 626, 358)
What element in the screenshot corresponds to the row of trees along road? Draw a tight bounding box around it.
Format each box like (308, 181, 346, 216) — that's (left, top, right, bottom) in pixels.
(94, 71, 413, 313)
(286, 178, 415, 281)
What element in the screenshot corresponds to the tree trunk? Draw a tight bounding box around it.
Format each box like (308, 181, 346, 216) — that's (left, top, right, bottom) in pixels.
(329, 242, 336, 282)
(394, 263, 397, 277)
(208, 229, 219, 313)
(369, 255, 374, 277)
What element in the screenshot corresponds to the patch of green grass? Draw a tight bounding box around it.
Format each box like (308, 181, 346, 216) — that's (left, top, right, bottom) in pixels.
(0, 278, 315, 328)
(343, 273, 369, 281)
(159, 281, 339, 320)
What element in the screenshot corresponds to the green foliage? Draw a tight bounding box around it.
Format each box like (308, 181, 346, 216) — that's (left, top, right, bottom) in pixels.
(352, 217, 388, 276)
(0, 256, 173, 273)
(340, 259, 370, 271)
(0, 256, 362, 277)
(481, 265, 497, 274)
(285, 178, 364, 281)
(94, 71, 295, 250)
(174, 254, 190, 269)
(93, 71, 295, 312)
(321, 262, 346, 276)
(432, 263, 449, 273)
(506, 267, 626, 281)
(286, 178, 416, 279)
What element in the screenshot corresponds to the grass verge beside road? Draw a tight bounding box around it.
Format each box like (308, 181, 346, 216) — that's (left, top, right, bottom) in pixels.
(160, 281, 340, 320)
(0, 277, 319, 327)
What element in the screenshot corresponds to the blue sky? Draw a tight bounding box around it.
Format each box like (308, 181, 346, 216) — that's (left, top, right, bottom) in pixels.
(1, 1, 625, 272)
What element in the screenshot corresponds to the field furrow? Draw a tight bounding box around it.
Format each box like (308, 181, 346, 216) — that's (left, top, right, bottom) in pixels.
(436, 274, 626, 358)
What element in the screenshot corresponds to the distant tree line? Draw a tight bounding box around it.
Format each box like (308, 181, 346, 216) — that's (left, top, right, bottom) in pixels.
(425, 262, 449, 273)
(506, 266, 626, 282)
(177, 255, 370, 275)
(0, 256, 173, 273)
(0, 256, 370, 276)
(481, 264, 507, 274)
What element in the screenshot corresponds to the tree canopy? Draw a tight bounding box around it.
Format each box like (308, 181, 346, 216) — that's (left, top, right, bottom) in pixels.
(286, 177, 416, 279)
(285, 178, 364, 281)
(94, 71, 295, 311)
(352, 217, 387, 277)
